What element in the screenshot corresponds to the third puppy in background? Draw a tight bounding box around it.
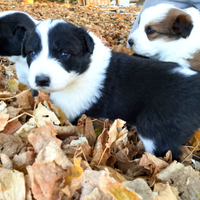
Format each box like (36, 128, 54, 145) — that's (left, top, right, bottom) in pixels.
(128, 4, 200, 71)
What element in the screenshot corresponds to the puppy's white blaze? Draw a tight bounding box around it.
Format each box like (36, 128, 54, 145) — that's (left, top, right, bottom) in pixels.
(171, 66, 197, 77)
(139, 135, 155, 155)
(29, 20, 74, 91)
(50, 32, 112, 121)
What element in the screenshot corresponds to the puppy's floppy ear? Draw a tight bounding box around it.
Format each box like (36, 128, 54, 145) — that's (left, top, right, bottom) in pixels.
(171, 14, 193, 38)
(21, 31, 30, 58)
(13, 25, 27, 45)
(84, 31, 94, 54)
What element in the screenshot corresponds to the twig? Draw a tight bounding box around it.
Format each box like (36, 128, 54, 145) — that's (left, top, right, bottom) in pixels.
(7, 112, 33, 123)
(0, 88, 31, 100)
(182, 140, 199, 163)
(98, 147, 108, 166)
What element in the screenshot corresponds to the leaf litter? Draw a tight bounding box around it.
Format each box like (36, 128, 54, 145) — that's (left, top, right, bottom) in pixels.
(0, 1, 199, 200)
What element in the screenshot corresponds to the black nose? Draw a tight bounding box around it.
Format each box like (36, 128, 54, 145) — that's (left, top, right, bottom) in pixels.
(128, 39, 134, 47)
(35, 76, 50, 87)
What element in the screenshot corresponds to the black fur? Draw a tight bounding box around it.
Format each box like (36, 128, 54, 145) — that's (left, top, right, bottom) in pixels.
(0, 12, 36, 56)
(22, 20, 200, 160)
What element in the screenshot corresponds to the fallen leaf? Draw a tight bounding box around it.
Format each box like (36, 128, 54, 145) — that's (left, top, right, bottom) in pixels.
(0, 113, 9, 131)
(139, 152, 169, 177)
(34, 103, 60, 126)
(157, 161, 200, 200)
(0, 133, 26, 158)
(99, 172, 142, 200)
(0, 168, 26, 200)
(1, 119, 22, 135)
(28, 123, 62, 153)
(77, 114, 97, 146)
(153, 183, 178, 200)
(7, 106, 22, 118)
(123, 178, 153, 200)
(0, 154, 13, 169)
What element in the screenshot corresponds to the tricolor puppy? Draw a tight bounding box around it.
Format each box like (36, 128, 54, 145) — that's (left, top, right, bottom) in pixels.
(22, 19, 200, 159)
(0, 11, 39, 86)
(128, 4, 200, 71)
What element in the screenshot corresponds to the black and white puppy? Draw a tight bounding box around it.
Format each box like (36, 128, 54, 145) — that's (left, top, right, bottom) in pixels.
(0, 11, 39, 86)
(22, 19, 200, 159)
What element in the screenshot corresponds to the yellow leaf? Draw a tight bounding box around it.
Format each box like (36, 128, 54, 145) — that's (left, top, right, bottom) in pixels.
(65, 157, 83, 185)
(189, 130, 200, 150)
(99, 173, 142, 200)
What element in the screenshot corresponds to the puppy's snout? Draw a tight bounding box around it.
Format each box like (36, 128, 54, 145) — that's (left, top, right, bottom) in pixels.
(35, 76, 50, 87)
(128, 39, 134, 47)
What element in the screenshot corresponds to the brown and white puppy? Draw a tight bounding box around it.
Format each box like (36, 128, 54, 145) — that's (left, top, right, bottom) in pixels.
(128, 4, 200, 71)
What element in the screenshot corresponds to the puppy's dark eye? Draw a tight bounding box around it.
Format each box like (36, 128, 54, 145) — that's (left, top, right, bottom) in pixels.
(146, 28, 155, 34)
(29, 51, 36, 56)
(61, 52, 70, 58)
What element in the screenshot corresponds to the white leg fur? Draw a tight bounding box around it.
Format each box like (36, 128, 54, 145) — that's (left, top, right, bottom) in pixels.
(139, 135, 155, 155)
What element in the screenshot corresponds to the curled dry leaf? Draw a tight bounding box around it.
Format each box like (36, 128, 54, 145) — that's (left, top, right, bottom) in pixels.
(34, 103, 60, 127)
(123, 178, 153, 200)
(80, 170, 108, 200)
(77, 114, 97, 146)
(0, 168, 26, 200)
(61, 157, 83, 198)
(55, 125, 78, 140)
(99, 172, 142, 200)
(156, 161, 200, 200)
(115, 148, 144, 177)
(0, 133, 26, 158)
(153, 183, 178, 200)
(15, 117, 37, 140)
(28, 122, 62, 153)
(27, 162, 66, 200)
(0, 113, 9, 131)
(36, 141, 73, 169)
(1, 119, 22, 135)
(0, 101, 7, 114)
(139, 152, 169, 177)
(0, 153, 13, 169)
(90, 126, 111, 166)
(15, 89, 34, 110)
(7, 106, 22, 118)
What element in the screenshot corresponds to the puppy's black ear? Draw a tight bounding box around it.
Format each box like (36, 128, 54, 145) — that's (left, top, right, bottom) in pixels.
(21, 31, 30, 58)
(171, 14, 193, 38)
(84, 31, 94, 54)
(13, 25, 27, 46)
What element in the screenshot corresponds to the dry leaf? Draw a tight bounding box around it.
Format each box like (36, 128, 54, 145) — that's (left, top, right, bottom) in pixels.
(139, 152, 169, 177)
(34, 103, 60, 126)
(27, 162, 65, 200)
(0, 113, 9, 131)
(15, 89, 34, 110)
(0, 133, 26, 158)
(77, 114, 97, 146)
(0, 168, 25, 200)
(15, 117, 37, 140)
(1, 119, 22, 135)
(62, 157, 83, 197)
(7, 106, 22, 118)
(99, 172, 142, 200)
(157, 161, 200, 200)
(28, 122, 62, 153)
(153, 183, 178, 200)
(0, 101, 7, 114)
(0, 154, 13, 169)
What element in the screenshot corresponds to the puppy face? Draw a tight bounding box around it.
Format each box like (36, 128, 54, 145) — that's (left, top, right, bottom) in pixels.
(22, 19, 94, 93)
(0, 11, 37, 56)
(128, 4, 193, 58)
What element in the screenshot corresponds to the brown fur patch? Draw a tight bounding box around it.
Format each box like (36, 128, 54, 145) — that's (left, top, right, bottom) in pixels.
(187, 51, 200, 71)
(145, 8, 192, 41)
